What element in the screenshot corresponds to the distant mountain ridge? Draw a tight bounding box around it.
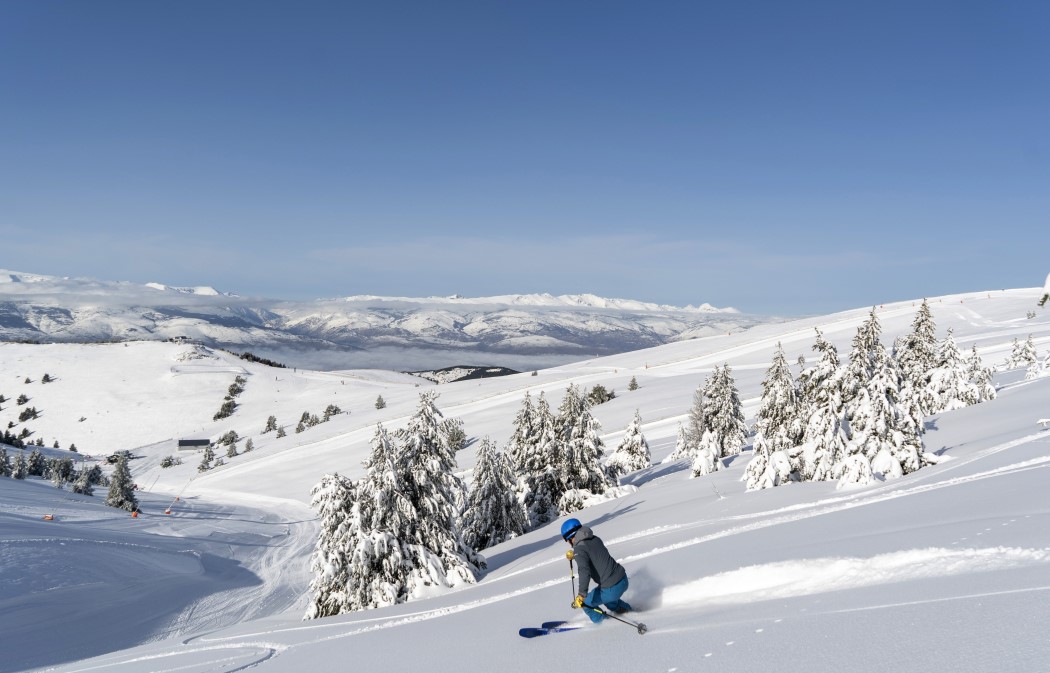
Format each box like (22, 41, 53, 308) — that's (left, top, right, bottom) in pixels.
(0, 269, 780, 371)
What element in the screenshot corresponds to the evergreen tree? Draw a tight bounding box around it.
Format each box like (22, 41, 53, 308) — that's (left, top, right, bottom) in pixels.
(667, 423, 688, 465)
(0, 447, 10, 477)
(605, 410, 652, 483)
(461, 438, 527, 550)
(1004, 335, 1038, 370)
(226, 443, 239, 458)
(276, 426, 287, 438)
(703, 364, 748, 461)
(323, 404, 342, 421)
(198, 444, 214, 472)
(27, 449, 46, 477)
(628, 376, 639, 391)
(965, 345, 996, 403)
(558, 393, 612, 511)
(798, 329, 849, 482)
(72, 469, 94, 495)
(244, 438, 254, 452)
(305, 472, 357, 618)
(345, 424, 419, 611)
(689, 428, 723, 477)
(927, 328, 975, 412)
(506, 392, 535, 478)
(668, 384, 706, 462)
(394, 391, 483, 574)
(524, 393, 561, 526)
(263, 415, 278, 433)
(106, 452, 138, 511)
(745, 343, 801, 491)
(896, 300, 938, 414)
(375, 395, 386, 410)
(12, 452, 28, 479)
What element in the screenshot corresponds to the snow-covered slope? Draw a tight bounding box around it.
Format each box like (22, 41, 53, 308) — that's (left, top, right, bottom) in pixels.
(1, 285, 1048, 673)
(0, 269, 773, 372)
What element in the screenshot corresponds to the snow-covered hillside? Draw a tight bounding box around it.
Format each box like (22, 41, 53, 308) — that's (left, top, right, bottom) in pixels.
(0, 269, 771, 373)
(1, 286, 1048, 673)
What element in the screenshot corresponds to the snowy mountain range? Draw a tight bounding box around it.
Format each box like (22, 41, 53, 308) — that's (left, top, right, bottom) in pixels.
(1, 284, 1048, 673)
(0, 269, 773, 372)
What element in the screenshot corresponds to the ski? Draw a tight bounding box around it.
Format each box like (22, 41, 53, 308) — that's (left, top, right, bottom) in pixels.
(518, 621, 582, 638)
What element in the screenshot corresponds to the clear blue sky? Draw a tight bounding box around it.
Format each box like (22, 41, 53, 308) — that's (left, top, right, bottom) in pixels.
(2, 1, 1047, 314)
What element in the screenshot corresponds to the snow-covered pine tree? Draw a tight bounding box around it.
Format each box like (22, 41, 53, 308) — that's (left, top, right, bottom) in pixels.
(524, 393, 561, 526)
(343, 423, 420, 611)
(690, 428, 723, 477)
(198, 444, 214, 472)
(0, 447, 10, 477)
(842, 313, 932, 483)
(555, 384, 586, 446)
(702, 364, 748, 461)
(605, 410, 651, 483)
(668, 384, 705, 462)
(666, 423, 688, 465)
(105, 452, 138, 511)
(965, 344, 996, 403)
(394, 392, 484, 578)
(896, 299, 939, 414)
(461, 438, 527, 550)
(558, 396, 613, 512)
(72, 468, 94, 495)
(798, 329, 850, 482)
(12, 451, 28, 479)
(927, 328, 976, 412)
(506, 392, 535, 479)
(745, 343, 801, 491)
(27, 449, 45, 477)
(305, 472, 357, 619)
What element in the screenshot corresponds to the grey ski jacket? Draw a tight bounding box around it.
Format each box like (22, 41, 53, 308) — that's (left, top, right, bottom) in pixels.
(572, 525, 626, 595)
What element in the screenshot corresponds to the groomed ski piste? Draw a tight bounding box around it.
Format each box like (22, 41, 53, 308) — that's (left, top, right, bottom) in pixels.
(2, 288, 1049, 673)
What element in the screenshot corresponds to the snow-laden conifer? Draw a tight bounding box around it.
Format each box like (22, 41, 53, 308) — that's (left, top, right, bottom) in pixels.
(798, 329, 849, 481)
(305, 472, 357, 619)
(344, 424, 419, 611)
(394, 392, 484, 576)
(896, 300, 938, 414)
(690, 429, 722, 477)
(1005, 335, 1038, 370)
(0, 447, 10, 477)
(703, 364, 748, 461)
(927, 328, 975, 412)
(105, 452, 138, 511)
(666, 423, 689, 465)
(965, 345, 996, 402)
(558, 396, 612, 512)
(461, 438, 527, 550)
(12, 452, 28, 479)
(524, 393, 561, 526)
(745, 343, 801, 491)
(506, 392, 535, 479)
(605, 410, 651, 483)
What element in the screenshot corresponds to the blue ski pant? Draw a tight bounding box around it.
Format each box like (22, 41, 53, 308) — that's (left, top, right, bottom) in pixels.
(583, 575, 631, 623)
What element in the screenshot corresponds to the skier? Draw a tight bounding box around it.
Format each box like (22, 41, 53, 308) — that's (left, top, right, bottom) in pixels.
(562, 518, 632, 623)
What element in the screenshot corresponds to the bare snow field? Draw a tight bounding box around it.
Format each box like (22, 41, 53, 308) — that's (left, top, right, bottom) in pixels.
(2, 287, 1049, 673)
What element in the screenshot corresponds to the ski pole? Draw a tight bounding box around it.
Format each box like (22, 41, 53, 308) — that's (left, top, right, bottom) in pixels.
(566, 549, 577, 599)
(582, 602, 648, 635)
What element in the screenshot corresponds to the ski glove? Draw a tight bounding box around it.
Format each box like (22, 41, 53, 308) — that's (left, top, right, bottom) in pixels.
(572, 594, 585, 609)
(566, 550, 574, 561)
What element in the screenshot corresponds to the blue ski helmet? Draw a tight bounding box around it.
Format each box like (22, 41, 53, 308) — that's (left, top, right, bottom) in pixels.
(561, 518, 582, 541)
